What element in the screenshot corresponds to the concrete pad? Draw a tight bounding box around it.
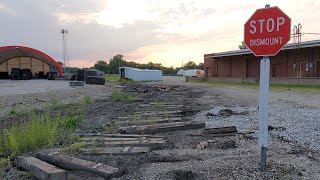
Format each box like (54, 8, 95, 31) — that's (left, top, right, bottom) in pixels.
(0, 79, 72, 96)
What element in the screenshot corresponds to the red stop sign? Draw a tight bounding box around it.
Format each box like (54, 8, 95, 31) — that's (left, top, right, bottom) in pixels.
(244, 6, 291, 56)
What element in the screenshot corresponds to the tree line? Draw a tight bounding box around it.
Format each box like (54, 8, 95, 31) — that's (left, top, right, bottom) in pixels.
(92, 54, 204, 75)
(60, 54, 204, 75)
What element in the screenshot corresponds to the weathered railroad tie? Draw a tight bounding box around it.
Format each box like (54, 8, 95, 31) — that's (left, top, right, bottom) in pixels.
(202, 126, 237, 137)
(118, 121, 205, 134)
(81, 136, 166, 150)
(17, 156, 67, 180)
(79, 146, 151, 155)
(36, 150, 123, 179)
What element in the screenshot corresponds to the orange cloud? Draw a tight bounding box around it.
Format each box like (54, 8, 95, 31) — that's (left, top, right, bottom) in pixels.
(70, 59, 95, 68)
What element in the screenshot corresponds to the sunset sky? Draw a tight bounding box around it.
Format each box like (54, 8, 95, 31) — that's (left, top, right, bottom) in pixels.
(1, 0, 320, 68)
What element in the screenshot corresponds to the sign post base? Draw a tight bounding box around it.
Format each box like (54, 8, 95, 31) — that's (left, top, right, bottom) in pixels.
(261, 146, 267, 171)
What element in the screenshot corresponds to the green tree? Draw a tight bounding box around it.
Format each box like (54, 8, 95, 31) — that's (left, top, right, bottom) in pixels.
(108, 54, 126, 74)
(161, 66, 178, 75)
(93, 60, 108, 73)
(197, 62, 204, 69)
(238, 41, 247, 49)
(183, 61, 197, 69)
(125, 61, 138, 68)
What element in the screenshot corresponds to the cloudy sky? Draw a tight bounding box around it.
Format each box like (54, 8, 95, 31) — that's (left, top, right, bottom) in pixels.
(1, 0, 320, 67)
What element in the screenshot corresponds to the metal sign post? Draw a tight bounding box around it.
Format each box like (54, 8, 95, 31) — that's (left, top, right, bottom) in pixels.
(244, 4, 291, 172)
(259, 56, 270, 171)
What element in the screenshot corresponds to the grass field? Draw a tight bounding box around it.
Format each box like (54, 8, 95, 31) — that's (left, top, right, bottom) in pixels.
(105, 75, 120, 82)
(193, 81, 320, 91)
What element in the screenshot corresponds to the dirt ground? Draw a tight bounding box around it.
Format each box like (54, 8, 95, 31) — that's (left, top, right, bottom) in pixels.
(2, 76, 320, 179)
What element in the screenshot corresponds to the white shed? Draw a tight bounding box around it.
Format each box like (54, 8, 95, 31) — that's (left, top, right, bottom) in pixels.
(119, 67, 162, 81)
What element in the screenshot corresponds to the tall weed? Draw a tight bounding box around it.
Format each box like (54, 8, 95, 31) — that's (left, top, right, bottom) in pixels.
(2, 113, 59, 156)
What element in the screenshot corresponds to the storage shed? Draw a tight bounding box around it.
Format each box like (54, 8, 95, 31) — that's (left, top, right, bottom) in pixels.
(119, 67, 162, 81)
(0, 46, 63, 79)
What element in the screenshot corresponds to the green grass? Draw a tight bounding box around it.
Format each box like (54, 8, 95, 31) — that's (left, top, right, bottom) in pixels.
(269, 84, 320, 91)
(46, 101, 86, 117)
(111, 89, 136, 102)
(45, 99, 64, 110)
(6, 108, 33, 118)
(8, 108, 18, 116)
(193, 81, 320, 92)
(1, 113, 60, 156)
(0, 157, 11, 170)
(0, 113, 83, 156)
(105, 75, 120, 82)
(58, 116, 82, 129)
(0, 100, 86, 159)
(83, 95, 93, 104)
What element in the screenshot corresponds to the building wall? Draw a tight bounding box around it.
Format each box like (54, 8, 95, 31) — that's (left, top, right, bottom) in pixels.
(204, 57, 216, 77)
(231, 55, 246, 78)
(246, 54, 260, 79)
(0, 57, 50, 77)
(217, 57, 231, 77)
(204, 47, 320, 80)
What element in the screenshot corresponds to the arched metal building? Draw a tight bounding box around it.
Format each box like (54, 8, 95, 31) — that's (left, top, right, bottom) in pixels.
(0, 46, 63, 79)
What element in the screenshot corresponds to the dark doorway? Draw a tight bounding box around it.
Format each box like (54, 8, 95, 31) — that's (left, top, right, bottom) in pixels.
(120, 68, 125, 79)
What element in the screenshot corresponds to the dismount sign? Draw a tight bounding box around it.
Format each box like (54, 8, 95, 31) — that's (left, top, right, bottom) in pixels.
(250, 37, 284, 46)
(244, 6, 291, 56)
(244, 5, 291, 172)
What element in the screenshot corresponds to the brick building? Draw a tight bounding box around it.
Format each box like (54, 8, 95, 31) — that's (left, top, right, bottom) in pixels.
(204, 40, 320, 85)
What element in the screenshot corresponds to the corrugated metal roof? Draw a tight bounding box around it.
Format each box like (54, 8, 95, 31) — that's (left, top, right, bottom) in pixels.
(0, 46, 63, 75)
(204, 39, 320, 58)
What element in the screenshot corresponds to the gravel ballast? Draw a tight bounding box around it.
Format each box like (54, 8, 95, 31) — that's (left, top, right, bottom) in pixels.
(196, 101, 320, 151)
